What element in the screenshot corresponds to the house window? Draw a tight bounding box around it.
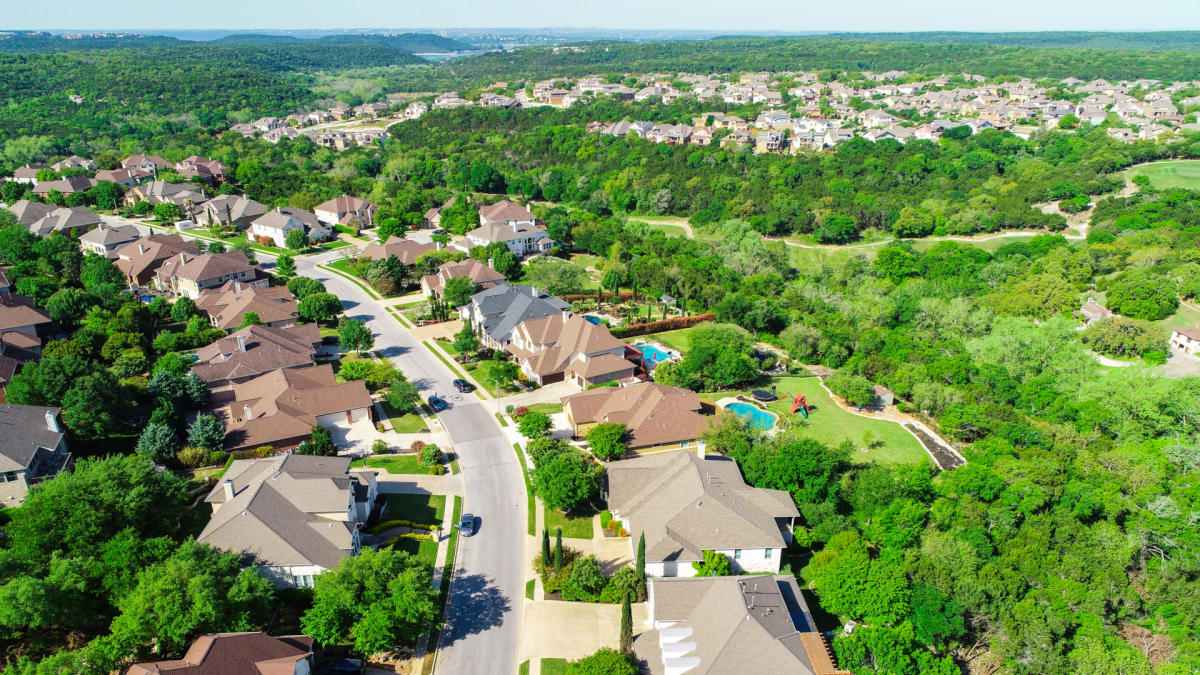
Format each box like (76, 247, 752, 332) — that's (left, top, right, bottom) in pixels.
(680, 440, 688, 449)
(765, 549, 773, 559)
(733, 549, 742, 560)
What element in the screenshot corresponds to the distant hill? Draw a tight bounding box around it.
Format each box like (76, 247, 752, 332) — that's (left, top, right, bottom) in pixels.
(215, 32, 471, 53)
(824, 31, 1200, 52)
(0, 31, 180, 53)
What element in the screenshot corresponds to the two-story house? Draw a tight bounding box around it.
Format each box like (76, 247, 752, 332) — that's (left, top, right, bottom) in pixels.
(314, 195, 376, 227)
(78, 222, 140, 258)
(0, 406, 71, 506)
(249, 207, 331, 248)
(466, 201, 554, 257)
(129, 632, 314, 675)
(153, 250, 268, 299)
(459, 284, 571, 350)
(507, 313, 637, 387)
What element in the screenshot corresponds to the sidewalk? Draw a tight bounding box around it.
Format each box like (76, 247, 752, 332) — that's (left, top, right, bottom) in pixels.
(413, 493, 459, 667)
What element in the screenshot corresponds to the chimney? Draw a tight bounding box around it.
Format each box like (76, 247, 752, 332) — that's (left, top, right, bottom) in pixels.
(138, 243, 146, 254)
(236, 334, 246, 352)
(487, 257, 494, 269)
(179, 252, 188, 264)
(696, 440, 708, 460)
(531, 286, 540, 297)
(243, 403, 253, 420)
(235, 280, 242, 292)
(45, 410, 61, 433)
(222, 478, 235, 501)
(512, 221, 519, 234)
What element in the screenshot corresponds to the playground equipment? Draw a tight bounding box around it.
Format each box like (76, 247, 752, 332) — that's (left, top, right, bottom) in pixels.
(789, 393, 810, 419)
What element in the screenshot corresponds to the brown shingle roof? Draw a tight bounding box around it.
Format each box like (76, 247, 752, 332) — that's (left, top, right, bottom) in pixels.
(195, 282, 299, 330)
(126, 632, 312, 675)
(359, 236, 435, 264)
(192, 324, 318, 383)
(0, 293, 52, 332)
(114, 234, 199, 281)
(564, 382, 708, 449)
(156, 250, 256, 284)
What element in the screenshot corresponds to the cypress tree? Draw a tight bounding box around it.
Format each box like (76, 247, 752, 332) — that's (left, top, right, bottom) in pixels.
(554, 527, 563, 573)
(620, 592, 634, 654)
(541, 528, 551, 565)
(636, 532, 647, 601)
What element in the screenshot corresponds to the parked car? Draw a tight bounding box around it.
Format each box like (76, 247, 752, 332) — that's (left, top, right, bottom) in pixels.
(427, 395, 449, 412)
(457, 512, 475, 536)
(329, 657, 365, 674)
(452, 378, 475, 393)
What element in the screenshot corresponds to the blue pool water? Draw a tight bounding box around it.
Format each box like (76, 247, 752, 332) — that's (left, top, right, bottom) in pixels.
(584, 315, 603, 325)
(637, 344, 673, 365)
(726, 402, 777, 430)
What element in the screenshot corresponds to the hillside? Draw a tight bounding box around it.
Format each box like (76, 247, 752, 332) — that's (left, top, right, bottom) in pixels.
(825, 30, 1200, 52)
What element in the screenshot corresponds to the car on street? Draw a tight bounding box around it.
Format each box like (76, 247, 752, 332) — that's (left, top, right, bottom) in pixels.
(457, 512, 475, 536)
(427, 395, 449, 412)
(453, 378, 475, 393)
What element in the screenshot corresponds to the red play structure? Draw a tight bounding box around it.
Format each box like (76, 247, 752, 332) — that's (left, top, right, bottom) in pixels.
(789, 393, 810, 419)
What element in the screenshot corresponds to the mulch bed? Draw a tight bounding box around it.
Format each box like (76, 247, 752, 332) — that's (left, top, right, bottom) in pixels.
(904, 423, 965, 471)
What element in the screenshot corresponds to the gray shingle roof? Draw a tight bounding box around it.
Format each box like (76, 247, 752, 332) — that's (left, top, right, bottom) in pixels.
(0, 405, 63, 472)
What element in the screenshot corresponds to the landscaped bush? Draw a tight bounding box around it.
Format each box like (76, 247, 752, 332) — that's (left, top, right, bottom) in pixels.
(411, 440, 426, 453)
(561, 555, 607, 602)
(512, 406, 530, 418)
(609, 313, 716, 339)
(369, 519, 439, 535)
(598, 566, 642, 604)
(418, 443, 443, 466)
(534, 547, 582, 594)
(371, 439, 390, 455)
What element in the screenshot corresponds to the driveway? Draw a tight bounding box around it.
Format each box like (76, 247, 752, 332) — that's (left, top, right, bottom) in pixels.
(1163, 347, 1200, 379)
(328, 416, 379, 455)
(518, 601, 650, 665)
(297, 251, 526, 675)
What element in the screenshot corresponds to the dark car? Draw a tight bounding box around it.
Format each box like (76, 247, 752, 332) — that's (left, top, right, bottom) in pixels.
(321, 335, 340, 346)
(329, 658, 365, 674)
(427, 395, 449, 412)
(457, 512, 475, 536)
(452, 378, 475, 393)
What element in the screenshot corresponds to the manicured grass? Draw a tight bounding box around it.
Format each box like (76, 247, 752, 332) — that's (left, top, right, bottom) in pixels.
(424, 340, 469, 379)
(1126, 160, 1200, 190)
(568, 253, 603, 270)
(464, 358, 518, 395)
(382, 493, 446, 526)
(525, 578, 535, 600)
(322, 240, 353, 250)
(524, 402, 563, 415)
(392, 536, 438, 567)
(544, 506, 594, 539)
(495, 412, 510, 427)
(519, 661, 530, 675)
(350, 454, 429, 474)
(637, 220, 689, 237)
(380, 400, 429, 433)
(319, 262, 380, 299)
(513, 443, 536, 536)
(714, 376, 929, 466)
(541, 658, 569, 675)
(637, 325, 712, 354)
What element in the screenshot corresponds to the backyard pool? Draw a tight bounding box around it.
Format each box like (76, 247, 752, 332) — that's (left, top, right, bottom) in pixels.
(583, 315, 603, 325)
(726, 402, 777, 430)
(636, 344, 674, 367)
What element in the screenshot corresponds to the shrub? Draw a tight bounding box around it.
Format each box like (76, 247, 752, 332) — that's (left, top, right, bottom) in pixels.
(562, 555, 608, 602)
(534, 547, 582, 593)
(600, 510, 613, 529)
(512, 406, 530, 418)
(599, 566, 641, 604)
(176, 445, 211, 469)
(418, 443, 443, 466)
(369, 519, 438, 534)
(411, 440, 427, 453)
(1143, 349, 1167, 365)
(371, 439, 390, 455)
(609, 313, 716, 339)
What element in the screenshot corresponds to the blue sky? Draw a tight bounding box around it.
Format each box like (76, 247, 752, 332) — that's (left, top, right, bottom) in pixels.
(9, 0, 1200, 32)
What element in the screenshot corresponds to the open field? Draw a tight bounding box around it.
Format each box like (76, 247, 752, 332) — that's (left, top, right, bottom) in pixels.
(1126, 160, 1200, 190)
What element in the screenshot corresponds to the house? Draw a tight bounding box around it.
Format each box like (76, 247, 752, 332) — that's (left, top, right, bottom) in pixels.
(1170, 326, 1200, 355)
(634, 576, 849, 675)
(211, 364, 373, 452)
(49, 155, 96, 172)
(121, 154, 171, 173)
(872, 384, 895, 409)
(5, 200, 55, 227)
(174, 155, 228, 182)
(79, 222, 140, 258)
(314, 195, 376, 227)
(421, 197, 457, 228)
(1079, 297, 1115, 324)
(249, 207, 331, 248)
(605, 451, 799, 577)
(127, 632, 314, 675)
(405, 101, 429, 119)
(27, 206, 101, 237)
(94, 167, 152, 187)
(199, 453, 377, 587)
(196, 281, 300, 331)
(563, 382, 711, 452)
(466, 201, 554, 257)
(420, 258, 506, 298)
(31, 175, 97, 197)
(0, 406, 71, 506)
(197, 194, 268, 229)
(359, 236, 436, 265)
(9, 165, 46, 185)
(192, 323, 320, 389)
(113, 233, 200, 285)
(507, 313, 636, 387)
(0, 322, 45, 396)
(153, 250, 268, 299)
(123, 180, 206, 207)
(460, 284, 571, 350)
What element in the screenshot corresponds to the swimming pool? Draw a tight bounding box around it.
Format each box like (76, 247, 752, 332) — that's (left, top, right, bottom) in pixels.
(584, 315, 603, 325)
(637, 344, 673, 366)
(726, 402, 777, 430)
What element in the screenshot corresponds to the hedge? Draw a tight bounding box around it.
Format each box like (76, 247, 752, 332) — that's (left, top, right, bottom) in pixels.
(610, 313, 715, 339)
(562, 291, 633, 302)
(368, 519, 439, 535)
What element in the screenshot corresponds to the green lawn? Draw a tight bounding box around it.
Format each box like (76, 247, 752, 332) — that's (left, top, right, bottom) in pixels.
(465, 359, 518, 395)
(350, 454, 429, 474)
(379, 400, 429, 433)
(545, 506, 594, 539)
(716, 376, 930, 466)
(425, 341, 471, 380)
(1156, 302, 1200, 332)
(1126, 160, 1200, 190)
(519, 661, 530, 675)
(513, 443, 535, 536)
(635, 324, 723, 354)
(524, 403, 563, 415)
(634, 220, 689, 237)
(392, 536, 438, 567)
(568, 253, 603, 270)
(541, 659, 569, 675)
(525, 578, 535, 600)
(382, 493, 446, 525)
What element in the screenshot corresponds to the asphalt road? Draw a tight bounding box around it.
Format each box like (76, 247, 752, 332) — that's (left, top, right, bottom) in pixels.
(295, 252, 525, 675)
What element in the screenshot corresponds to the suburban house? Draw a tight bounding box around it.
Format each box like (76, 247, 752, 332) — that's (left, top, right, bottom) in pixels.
(635, 576, 848, 675)
(192, 323, 320, 389)
(314, 195, 376, 227)
(563, 382, 711, 452)
(9, 165, 46, 184)
(94, 167, 153, 186)
(197, 194, 268, 229)
(420, 258, 506, 298)
(1080, 297, 1115, 324)
(422, 196, 456, 228)
(1171, 326, 1200, 355)
(174, 155, 228, 182)
(0, 406, 71, 507)
(507, 313, 637, 387)
(113, 234, 200, 285)
(121, 154, 171, 173)
(79, 222, 140, 258)
(196, 281, 300, 331)
(359, 236, 436, 264)
(6, 200, 55, 227)
(127, 632, 314, 675)
(249, 207, 331, 247)
(0, 320, 45, 395)
(199, 453, 377, 587)
(153, 250, 268, 299)
(605, 451, 799, 577)
(28, 206, 102, 237)
(31, 175, 96, 197)
(124, 180, 207, 207)
(460, 284, 571, 350)
(0, 290, 53, 342)
(466, 201, 554, 257)
(212, 364, 373, 452)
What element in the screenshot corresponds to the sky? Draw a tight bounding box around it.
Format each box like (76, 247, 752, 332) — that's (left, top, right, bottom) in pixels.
(7, 0, 1200, 32)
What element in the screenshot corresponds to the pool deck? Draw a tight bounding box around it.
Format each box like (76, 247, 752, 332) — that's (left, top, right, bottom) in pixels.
(717, 396, 779, 429)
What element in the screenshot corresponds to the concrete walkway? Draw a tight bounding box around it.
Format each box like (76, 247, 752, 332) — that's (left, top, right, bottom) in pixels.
(413, 493, 460, 667)
(496, 381, 578, 409)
